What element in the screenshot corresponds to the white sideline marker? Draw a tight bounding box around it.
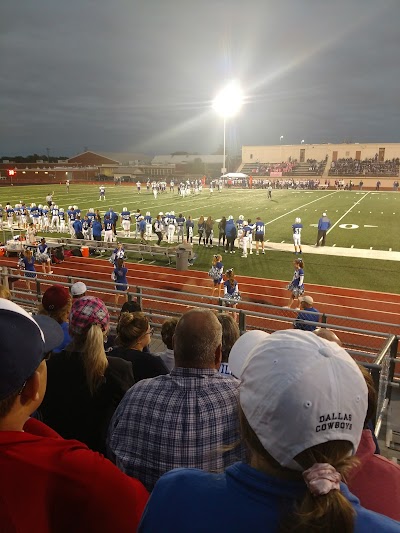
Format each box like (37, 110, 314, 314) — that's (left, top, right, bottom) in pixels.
(281, 240, 285, 243)
(332, 244, 336, 247)
(389, 248, 392, 252)
(351, 245, 354, 248)
(370, 247, 373, 250)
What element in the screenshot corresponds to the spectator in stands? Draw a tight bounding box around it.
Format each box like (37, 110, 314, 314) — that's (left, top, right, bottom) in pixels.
(155, 316, 179, 372)
(314, 327, 343, 346)
(39, 296, 134, 454)
(216, 313, 239, 375)
(293, 295, 320, 331)
(228, 330, 269, 379)
(139, 330, 399, 532)
(347, 365, 400, 521)
(71, 281, 87, 299)
(316, 212, 331, 246)
(104, 299, 142, 352)
(0, 299, 148, 531)
(109, 311, 169, 381)
(108, 309, 244, 492)
(38, 285, 72, 353)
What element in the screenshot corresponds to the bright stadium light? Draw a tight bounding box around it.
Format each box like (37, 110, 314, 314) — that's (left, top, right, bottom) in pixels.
(213, 81, 243, 175)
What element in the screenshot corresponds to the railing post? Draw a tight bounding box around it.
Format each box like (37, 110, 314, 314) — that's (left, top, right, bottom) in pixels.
(321, 313, 327, 324)
(36, 278, 41, 298)
(1, 266, 10, 289)
(136, 286, 142, 309)
(239, 310, 246, 335)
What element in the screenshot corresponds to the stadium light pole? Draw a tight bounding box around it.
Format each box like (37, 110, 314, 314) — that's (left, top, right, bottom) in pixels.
(213, 81, 243, 175)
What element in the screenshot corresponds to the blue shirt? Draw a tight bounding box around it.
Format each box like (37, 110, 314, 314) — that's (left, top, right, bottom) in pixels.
(72, 220, 83, 233)
(292, 223, 303, 234)
(255, 221, 265, 234)
(292, 268, 304, 287)
(114, 266, 128, 286)
(92, 220, 102, 237)
(139, 463, 400, 533)
(318, 216, 331, 231)
(225, 220, 237, 238)
(293, 307, 320, 331)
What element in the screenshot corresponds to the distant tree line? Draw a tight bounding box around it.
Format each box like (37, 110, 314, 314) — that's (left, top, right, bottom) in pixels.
(0, 154, 68, 163)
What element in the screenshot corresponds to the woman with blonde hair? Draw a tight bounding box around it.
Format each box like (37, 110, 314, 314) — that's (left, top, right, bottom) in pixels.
(39, 296, 134, 454)
(139, 330, 398, 532)
(109, 311, 168, 382)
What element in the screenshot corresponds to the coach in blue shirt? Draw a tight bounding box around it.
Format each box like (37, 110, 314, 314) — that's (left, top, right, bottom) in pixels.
(316, 212, 331, 246)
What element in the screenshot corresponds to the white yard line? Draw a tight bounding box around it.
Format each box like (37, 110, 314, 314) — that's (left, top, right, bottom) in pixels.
(266, 190, 339, 225)
(326, 192, 370, 235)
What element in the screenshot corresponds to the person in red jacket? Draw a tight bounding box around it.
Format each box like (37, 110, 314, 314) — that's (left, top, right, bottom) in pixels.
(0, 298, 148, 533)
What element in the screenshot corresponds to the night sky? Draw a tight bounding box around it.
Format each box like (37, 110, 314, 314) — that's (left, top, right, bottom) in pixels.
(1, 0, 399, 157)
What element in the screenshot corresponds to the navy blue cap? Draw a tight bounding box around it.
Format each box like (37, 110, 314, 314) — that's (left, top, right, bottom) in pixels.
(0, 299, 63, 400)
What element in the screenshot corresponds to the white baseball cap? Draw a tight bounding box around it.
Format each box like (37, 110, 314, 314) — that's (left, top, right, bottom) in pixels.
(322, 212, 327, 216)
(240, 330, 367, 471)
(228, 330, 270, 379)
(71, 282, 87, 297)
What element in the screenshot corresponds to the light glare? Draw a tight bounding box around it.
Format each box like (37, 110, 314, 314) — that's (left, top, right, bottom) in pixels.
(213, 81, 243, 118)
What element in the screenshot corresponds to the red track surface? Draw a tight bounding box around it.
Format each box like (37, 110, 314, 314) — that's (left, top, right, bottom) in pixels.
(3, 255, 400, 331)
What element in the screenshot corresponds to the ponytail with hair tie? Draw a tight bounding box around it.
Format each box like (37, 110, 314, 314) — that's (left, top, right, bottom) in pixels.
(303, 463, 341, 496)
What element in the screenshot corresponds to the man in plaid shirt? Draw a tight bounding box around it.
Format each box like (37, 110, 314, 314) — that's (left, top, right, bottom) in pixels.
(108, 309, 244, 492)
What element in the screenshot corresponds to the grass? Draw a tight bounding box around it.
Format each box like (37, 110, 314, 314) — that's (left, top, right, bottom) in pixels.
(1, 183, 399, 293)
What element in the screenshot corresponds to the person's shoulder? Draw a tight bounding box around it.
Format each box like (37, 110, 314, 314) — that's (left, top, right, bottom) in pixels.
(354, 504, 400, 531)
(107, 355, 134, 373)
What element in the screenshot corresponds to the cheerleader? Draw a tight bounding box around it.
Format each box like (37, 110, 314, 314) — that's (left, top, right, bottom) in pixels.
(223, 268, 240, 312)
(210, 254, 224, 298)
(113, 258, 129, 304)
(205, 216, 214, 247)
(287, 258, 305, 308)
(36, 238, 53, 275)
(112, 242, 126, 266)
(198, 216, 205, 245)
(19, 249, 37, 291)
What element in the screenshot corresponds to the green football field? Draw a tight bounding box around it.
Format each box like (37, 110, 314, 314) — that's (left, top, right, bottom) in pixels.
(1, 184, 399, 293)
